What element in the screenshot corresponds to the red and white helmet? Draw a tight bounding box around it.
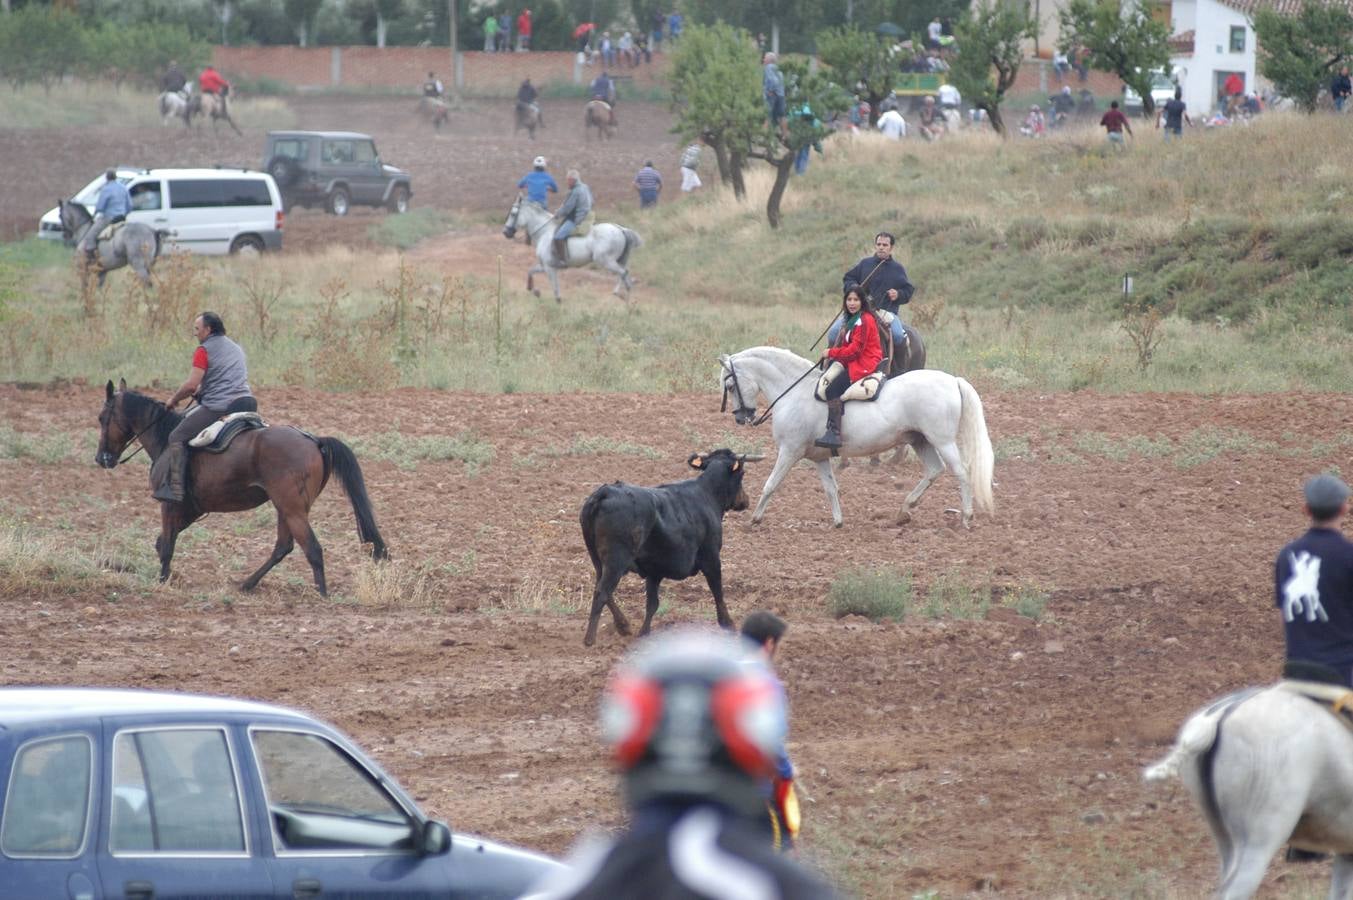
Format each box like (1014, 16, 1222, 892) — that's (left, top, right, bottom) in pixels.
(600, 629, 786, 815)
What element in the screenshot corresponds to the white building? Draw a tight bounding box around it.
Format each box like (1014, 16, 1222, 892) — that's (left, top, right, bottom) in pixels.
(1165, 0, 1267, 115)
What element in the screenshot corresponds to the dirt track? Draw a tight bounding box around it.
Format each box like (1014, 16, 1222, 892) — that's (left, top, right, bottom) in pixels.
(3, 380, 1347, 897)
(4, 91, 1347, 897)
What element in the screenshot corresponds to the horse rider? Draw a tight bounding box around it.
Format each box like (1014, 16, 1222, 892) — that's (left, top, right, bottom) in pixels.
(741, 611, 801, 851)
(590, 70, 616, 108)
(815, 284, 883, 450)
(80, 169, 131, 268)
(516, 77, 542, 125)
(198, 64, 231, 116)
(153, 311, 258, 504)
(423, 71, 445, 99)
(1276, 474, 1353, 688)
(517, 155, 558, 207)
(551, 169, 592, 265)
(525, 630, 838, 899)
(829, 231, 913, 356)
(161, 59, 187, 97)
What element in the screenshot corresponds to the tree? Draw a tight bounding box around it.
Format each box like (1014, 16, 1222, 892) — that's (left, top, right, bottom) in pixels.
(683, 0, 827, 53)
(283, 0, 324, 46)
(948, 0, 1036, 136)
(814, 24, 895, 125)
(746, 57, 848, 228)
(0, 6, 85, 91)
(669, 22, 763, 199)
(1058, 0, 1171, 116)
(1254, 0, 1353, 112)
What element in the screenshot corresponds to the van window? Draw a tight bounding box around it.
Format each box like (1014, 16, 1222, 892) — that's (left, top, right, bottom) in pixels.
(130, 181, 162, 211)
(111, 728, 245, 853)
(1, 735, 91, 857)
(222, 179, 273, 207)
(353, 140, 377, 164)
(168, 180, 224, 209)
(321, 140, 354, 164)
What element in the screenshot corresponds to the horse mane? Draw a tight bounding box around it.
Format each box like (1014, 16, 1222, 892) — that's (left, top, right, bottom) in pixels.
(63, 199, 92, 226)
(120, 389, 182, 447)
(738, 345, 812, 370)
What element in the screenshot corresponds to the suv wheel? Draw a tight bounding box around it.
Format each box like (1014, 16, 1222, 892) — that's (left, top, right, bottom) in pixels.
(388, 186, 410, 214)
(327, 187, 351, 216)
(230, 234, 265, 256)
(266, 156, 301, 189)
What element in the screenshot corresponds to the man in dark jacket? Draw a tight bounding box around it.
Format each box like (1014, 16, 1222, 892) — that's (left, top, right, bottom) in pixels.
(524, 630, 838, 900)
(1277, 474, 1353, 686)
(161, 60, 187, 95)
(1332, 67, 1351, 113)
(829, 231, 913, 348)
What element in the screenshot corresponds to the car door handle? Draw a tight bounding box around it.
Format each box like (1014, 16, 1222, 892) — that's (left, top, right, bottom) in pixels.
(292, 878, 323, 899)
(153, 217, 169, 223)
(124, 880, 155, 900)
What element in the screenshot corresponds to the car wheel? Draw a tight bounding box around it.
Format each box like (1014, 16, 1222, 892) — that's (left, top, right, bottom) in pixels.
(266, 156, 301, 189)
(388, 186, 410, 214)
(327, 188, 350, 216)
(230, 234, 265, 256)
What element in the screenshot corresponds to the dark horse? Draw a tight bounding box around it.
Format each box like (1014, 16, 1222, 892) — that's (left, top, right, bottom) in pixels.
(96, 379, 387, 595)
(584, 99, 616, 139)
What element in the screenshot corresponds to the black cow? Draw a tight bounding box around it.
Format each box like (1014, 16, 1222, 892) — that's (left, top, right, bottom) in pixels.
(579, 449, 762, 647)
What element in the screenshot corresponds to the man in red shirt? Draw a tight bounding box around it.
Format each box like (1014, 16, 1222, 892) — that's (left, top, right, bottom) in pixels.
(198, 65, 231, 119)
(1099, 99, 1132, 150)
(516, 8, 532, 51)
(1223, 72, 1244, 115)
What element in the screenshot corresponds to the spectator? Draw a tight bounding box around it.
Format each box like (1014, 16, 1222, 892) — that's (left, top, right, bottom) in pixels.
(618, 31, 634, 67)
(877, 106, 907, 140)
(483, 13, 498, 52)
(938, 81, 962, 112)
(524, 630, 838, 900)
(740, 611, 800, 849)
(679, 138, 702, 193)
(633, 160, 662, 208)
(516, 8, 532, 51)
(792, 104, 823, 175)
(1019, 104, 1046, 138)
(1157, 87, 1191, 140)
(497, 12, 511, 51)
(1075, 45, 1090, 83)
(651, 10, 665, 51)
(1332, 67, 1351, 112)
(917, 95, 943, 141)
(928, 16, 943, 49)
(636, 32, 650, 64)
(667, 9, 683, 42)
(599, 31, 614, 68)
(763, 52, 788, 140)
(1223, 71, 1244, 115)
(1100, 99, 1133, 149)
(1053, 50, 1070, 84)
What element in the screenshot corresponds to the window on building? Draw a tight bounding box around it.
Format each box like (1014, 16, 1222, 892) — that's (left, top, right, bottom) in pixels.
(1230, 26, 1245, 52)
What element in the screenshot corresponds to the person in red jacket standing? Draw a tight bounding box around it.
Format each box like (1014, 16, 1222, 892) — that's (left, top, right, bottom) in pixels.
(814, 284, 883, 450)
(516, 8, 533, 51)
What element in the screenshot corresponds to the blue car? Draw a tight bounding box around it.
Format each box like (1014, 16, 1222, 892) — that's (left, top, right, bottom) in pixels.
(0, 688, 563, 899)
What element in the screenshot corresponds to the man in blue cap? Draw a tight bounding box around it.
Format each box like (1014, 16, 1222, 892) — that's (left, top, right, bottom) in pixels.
(1276, 473, 1353, 687)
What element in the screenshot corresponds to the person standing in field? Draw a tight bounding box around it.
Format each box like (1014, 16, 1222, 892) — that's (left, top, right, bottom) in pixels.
(1100, 100, 1132, 149)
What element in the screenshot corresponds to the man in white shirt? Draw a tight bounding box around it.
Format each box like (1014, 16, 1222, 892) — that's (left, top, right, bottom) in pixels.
(877, 108, 907, 140)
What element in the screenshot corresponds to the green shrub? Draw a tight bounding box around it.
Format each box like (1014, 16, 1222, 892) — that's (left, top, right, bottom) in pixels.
(827, 565, 912, 622)
(1002, 584, 1051, 620)
(923, 569, 991, 620)
(368, 209, 452, 250)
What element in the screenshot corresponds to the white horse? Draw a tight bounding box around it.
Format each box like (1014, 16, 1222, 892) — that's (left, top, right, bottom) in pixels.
(158, 89, 191, 126)
(1145, 684, 1353, 900)
(719, 346, 994, 527)
(501, 194, 643, 303)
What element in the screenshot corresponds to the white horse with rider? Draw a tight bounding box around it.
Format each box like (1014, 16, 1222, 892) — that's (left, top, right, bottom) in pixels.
(1146, 679, 1353, 899)
(158, 83, 192, 126)
(501, 188, 642, 304)
(719, 346, 994, 527)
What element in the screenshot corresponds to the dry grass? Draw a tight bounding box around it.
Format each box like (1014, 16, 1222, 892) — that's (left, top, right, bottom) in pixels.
(349, 559, 434, 608)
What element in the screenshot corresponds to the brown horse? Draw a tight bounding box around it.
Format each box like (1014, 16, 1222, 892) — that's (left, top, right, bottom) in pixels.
(584, 99, 616, 139)
(188, 91, 242, 136)
(96, 379, 387, 595)
(418, 96, 450, 130)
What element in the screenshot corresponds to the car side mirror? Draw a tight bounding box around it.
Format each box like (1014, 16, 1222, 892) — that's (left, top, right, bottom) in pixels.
(420, 819, 451, 856)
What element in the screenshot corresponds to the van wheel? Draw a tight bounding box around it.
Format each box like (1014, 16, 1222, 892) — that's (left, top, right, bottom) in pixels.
(327, 188, 350, 216)
(388, 186, 410, 214)
(230, 234, 265, 256)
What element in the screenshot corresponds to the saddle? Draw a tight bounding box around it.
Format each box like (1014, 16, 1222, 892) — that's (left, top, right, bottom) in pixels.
(96, 217, 127, 242)
(188, 412, 267, 453)
(1275, 678, 1353, 731)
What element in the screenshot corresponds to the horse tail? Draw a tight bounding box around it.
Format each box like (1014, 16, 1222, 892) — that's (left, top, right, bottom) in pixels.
(317, 437, 389, 561)
(955, 377, 994, 515)
(618, 227, 643, 267)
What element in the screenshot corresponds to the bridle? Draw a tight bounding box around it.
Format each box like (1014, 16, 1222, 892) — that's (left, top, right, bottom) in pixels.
(100, 400, 180, 468)
(504, 196, 554, 243)
(721, 356, 818, 428)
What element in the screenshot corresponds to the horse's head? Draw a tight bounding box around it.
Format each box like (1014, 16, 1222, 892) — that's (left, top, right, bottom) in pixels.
(502, 194, 522, 239)
(96, 379, 132, 468)
(719, 354, 758, 426)
(57, 199, 89, 241)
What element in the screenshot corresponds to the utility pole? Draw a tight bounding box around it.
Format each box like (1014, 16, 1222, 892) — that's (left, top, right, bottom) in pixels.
(448, 0, 461, 92)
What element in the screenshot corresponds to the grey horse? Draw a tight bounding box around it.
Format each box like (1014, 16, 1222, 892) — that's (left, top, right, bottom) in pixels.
(501, 194, 642, 303)
(58, 199, 161, 288)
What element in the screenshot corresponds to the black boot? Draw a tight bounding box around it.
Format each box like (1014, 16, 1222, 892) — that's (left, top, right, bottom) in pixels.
(152, 444, 186, 503)
(815, 399, 844, 451)
(552, 238, 567, 265)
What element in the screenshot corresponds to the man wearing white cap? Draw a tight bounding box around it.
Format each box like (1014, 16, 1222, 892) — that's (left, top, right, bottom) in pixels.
(1276, 473, 1353, 687)
(517, 156, 558, 207)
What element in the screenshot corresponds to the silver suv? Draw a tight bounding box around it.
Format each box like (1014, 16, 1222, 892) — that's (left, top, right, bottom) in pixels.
(263, 130, 412, 216)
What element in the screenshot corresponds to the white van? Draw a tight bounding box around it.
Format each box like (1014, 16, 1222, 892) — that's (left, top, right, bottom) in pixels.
(38, 167, 284, 255)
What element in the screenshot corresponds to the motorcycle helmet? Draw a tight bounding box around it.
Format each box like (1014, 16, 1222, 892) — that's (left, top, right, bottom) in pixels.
(533, 156, 547, 169)
(601, 629, 786, 817)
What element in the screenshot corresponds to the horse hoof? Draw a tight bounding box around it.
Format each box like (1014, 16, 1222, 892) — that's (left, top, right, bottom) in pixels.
(833, 519, 843, 529)
(898, 510, 913, 525)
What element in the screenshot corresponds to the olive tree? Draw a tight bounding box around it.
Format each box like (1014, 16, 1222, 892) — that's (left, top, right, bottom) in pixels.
(948, 0, 1036, 136)
(1254, 0, 1353, 112)
(814, 24, 896, 125)
(1058, 0, 1171, 116)
(669, 23, 763, 199)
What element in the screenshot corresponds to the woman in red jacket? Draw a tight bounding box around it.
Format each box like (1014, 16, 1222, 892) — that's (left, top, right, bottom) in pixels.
(814, 285, 883, 449)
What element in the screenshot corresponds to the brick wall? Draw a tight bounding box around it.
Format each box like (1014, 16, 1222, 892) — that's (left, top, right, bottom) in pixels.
(213, 47, 671, 94)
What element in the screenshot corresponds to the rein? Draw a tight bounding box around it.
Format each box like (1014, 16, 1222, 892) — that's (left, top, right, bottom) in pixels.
(723, 357, 819, 428)
(809, 256, 890, 352)
(116, 402, 185, 465)
(514, 201, 555, 242)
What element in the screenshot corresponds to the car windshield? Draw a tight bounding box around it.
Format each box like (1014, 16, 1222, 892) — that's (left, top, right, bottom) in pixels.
(1152, 73, 1175, 90)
